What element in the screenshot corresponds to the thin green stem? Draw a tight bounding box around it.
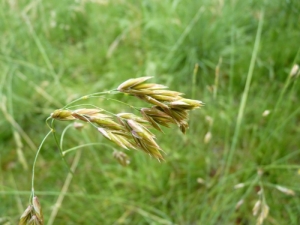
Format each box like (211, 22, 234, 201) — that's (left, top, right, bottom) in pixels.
(224, 11, 264, 175)
(62, 90, 119, 109)
(50, 120, 73, 175)
(101, 97, 139, 110)
(62, 143, 115, 156)
(31, 130, 53, 201)
(60, 124, 74, 151)
(208, 11, 264, 221)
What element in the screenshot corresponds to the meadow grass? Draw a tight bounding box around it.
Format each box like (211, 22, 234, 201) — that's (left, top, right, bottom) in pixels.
(1, 0, 300, 224)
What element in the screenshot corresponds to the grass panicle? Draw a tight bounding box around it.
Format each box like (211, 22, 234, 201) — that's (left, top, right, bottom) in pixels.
(49, 77, 203, 160)
(20, 76, 202, 223)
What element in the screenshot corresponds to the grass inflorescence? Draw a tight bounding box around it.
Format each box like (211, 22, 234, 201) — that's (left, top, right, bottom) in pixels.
(19, 77, 202, 224)
(1, 0, 300, 224)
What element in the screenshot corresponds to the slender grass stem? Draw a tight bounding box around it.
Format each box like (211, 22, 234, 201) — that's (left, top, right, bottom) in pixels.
(31, 130, 53, 201)
(62, 143, 115, 156)
(50, 120, 73, 174)
(62, 90, 119, 109)
(60, 124, 74, 151)
(224, 11, 264, 175)
(208, 11, 264, 222)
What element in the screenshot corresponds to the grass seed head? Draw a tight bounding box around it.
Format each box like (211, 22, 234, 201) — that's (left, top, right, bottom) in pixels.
(73, 108, 103, 115)
(204, 131, 212, 144)
(27, 215, 42, 225)
(252, 200, 261, 216)
(257, 204, 269, 225)
(32, 196, 43, 222)
(132, 83, 168, 90)
(117, 113, 148, 123)
(91, 117, 125, 130)
(141, 107, 176, 129)
(72, 108, 109, 122)
(98, 128, 137, 150)
(113, 150, 130, 166)
(125, 119, 163, 160)
(275, 185, 295, 196)
(169, 98, 203, 110)
(179, 121, 189, 134)
(253, 199, 269, 225)
(289, 64, 299, 77)
(50, 109, 75, 120)
(19, 197, 43, 225)
(235, 199, 244, 211)
(50, 76, 203, 162)
(73, 122, 85, 130)
(19, 205, 33, 225)
(117, 76, 153, 92)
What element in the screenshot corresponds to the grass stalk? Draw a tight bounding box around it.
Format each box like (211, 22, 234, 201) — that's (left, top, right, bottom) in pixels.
(31, 130, 53, 201)
(207, 11, 264, 223)
(224, 11, 264, 175)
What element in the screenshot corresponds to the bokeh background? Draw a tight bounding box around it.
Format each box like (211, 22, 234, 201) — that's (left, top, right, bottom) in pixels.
(1, 0, 300, 224)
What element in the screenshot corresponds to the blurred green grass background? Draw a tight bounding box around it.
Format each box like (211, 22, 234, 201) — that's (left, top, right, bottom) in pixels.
(1, 0, 300, 224)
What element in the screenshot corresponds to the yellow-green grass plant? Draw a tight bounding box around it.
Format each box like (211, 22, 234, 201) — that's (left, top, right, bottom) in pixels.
(1, 0, 300, 224)
(19, 77, 203, 224)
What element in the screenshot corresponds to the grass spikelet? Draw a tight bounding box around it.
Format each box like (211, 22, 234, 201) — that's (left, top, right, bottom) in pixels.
(141, 107, 176, 131)
(19, 196, 44, 225)
(113, 150, 130, 166)
(117, 113, 148, 124)
(275, 185, 295, 196)
(117, 76, 153, 92)
(19, 206, 33, 225)
(169, 98, 203, 110)
(125, 119, 163, 160)
(50, 109, 75, 120)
